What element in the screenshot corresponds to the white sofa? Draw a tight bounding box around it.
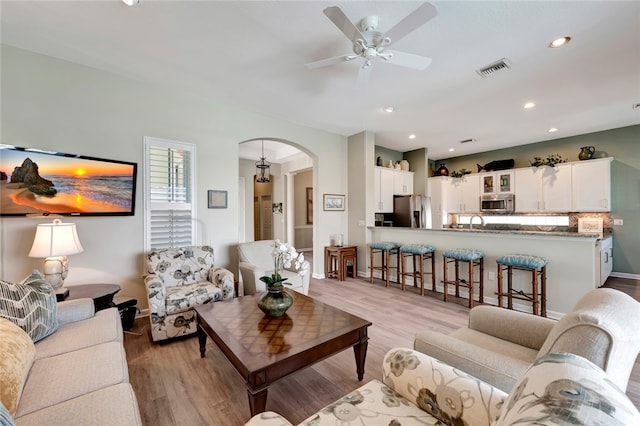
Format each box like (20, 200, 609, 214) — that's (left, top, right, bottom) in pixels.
(1, 298, 141, 425)
(238, 240, 310, 296)
(246, 348, 640, 426)
(414, 288, 640, 393)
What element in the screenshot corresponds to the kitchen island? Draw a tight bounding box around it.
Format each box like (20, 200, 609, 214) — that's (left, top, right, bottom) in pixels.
(369, 226, 605, 318)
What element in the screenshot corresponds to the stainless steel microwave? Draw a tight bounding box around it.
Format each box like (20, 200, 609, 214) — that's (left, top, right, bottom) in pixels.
(481, 194, 515, 213)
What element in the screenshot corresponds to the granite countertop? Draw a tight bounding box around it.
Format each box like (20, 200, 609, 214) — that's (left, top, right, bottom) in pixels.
(439, 227, 604, 238)
(373, 226, 611, 239)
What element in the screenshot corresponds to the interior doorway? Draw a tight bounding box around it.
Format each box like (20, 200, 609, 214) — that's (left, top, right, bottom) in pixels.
(254, 177, 273, 241)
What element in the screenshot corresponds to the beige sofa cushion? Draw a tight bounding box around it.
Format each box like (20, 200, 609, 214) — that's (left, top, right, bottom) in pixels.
(14, 383, 142, 426)
(16, 341, 129, 417)
(414, 328, 537, 392)
(34, 308, 122, 360)
(0, 317, 35, 416)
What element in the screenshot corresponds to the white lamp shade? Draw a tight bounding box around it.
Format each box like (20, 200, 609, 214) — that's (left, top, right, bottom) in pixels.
(29, 220, 84, 258)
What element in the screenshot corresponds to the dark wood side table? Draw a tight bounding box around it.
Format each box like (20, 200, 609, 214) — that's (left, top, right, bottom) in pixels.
(64, 284, 121, 312)
(325, 245, 358, 281)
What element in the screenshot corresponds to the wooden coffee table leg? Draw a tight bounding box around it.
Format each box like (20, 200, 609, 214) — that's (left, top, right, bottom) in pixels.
(197, 323, 207, 358)
(248, 388, 268, 416)
(353, 330, 369, 381)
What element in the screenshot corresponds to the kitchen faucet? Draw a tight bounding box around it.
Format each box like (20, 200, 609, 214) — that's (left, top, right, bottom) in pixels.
(469, 215, 485, 230)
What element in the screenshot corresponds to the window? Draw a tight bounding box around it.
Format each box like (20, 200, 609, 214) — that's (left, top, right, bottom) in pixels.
(144, 137, 196, 250)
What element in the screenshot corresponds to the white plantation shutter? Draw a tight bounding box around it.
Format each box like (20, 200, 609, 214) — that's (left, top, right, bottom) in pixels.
(144, 137, 196, 250)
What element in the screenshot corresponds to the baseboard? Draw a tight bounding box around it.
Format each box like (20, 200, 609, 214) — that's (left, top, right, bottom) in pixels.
(610, 272, 640, 280)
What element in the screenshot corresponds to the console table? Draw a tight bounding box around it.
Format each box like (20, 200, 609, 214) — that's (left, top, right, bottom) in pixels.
(65, 284, 121, 312)
(324, 245, 358, 281)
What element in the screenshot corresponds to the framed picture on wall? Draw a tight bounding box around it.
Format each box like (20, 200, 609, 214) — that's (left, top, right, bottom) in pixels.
(323, 194, 345, 211)
(208, 190, 227, 208)
(306, 187, 313, 224)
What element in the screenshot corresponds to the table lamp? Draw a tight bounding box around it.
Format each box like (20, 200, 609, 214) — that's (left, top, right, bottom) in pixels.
(28, 219, 84, 298)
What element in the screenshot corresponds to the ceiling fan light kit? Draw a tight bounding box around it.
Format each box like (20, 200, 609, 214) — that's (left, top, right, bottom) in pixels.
(305, 2, 438, 82)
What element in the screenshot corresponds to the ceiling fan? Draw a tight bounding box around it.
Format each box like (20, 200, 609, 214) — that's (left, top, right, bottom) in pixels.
(305, 3, 438, 85)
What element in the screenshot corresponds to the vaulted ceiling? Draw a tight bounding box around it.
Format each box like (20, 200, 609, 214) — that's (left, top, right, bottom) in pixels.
(2, 1, 639, 160)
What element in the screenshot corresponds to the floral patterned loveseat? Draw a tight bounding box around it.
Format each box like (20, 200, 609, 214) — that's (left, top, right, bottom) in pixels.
(145, 246, 234, 342)
(246, 348, 640, 426)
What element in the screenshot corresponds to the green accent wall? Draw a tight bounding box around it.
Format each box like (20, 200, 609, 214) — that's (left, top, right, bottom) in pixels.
(432, 125, 640, 276)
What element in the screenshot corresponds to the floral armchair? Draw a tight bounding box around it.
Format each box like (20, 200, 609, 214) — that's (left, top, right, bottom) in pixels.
(145, 245, 234, 342)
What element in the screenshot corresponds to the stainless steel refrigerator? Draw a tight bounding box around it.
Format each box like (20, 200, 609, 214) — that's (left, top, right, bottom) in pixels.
(393, 194, 425, 228)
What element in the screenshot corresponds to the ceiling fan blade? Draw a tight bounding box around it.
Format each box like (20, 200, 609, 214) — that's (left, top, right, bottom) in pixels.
(305, 54, 357, 70)
(380, 3, 437, 48)
(383, 50, 432, 70)
(323, 6, 366, 42)
(356, 63, 372, 89)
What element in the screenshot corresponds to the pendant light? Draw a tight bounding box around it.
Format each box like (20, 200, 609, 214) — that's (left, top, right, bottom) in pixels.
(255, 140, 271, 183)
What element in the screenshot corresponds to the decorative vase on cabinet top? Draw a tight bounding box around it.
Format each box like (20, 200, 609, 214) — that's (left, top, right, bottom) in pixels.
(578, 146, 595, 160)
(435, 163, 449, 176)
(400, 160, 410, 171)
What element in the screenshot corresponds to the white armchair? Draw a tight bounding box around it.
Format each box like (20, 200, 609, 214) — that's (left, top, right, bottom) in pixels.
(238, 240, 310, 296)
(145, 245, 234, 342)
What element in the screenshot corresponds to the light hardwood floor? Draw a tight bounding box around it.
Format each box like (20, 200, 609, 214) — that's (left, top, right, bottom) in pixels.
(123, 273, 640, 426)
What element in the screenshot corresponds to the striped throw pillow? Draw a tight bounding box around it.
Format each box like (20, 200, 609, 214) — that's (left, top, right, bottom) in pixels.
(0, 270, 58, 342)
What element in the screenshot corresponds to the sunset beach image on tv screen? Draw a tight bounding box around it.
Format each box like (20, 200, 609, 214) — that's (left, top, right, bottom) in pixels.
(0, 146, 137, 216)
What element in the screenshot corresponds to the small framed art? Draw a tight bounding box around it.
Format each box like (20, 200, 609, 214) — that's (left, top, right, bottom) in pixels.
(208, 190, 227, 209)
(323, 194, 345, 211)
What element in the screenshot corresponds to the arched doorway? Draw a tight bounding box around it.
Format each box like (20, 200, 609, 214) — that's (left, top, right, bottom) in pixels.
(238, 139, 316, 251)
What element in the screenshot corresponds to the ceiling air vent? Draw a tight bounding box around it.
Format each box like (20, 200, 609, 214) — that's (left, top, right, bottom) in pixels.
(460, 138, 476, 144)
(476, 58, 511, 78)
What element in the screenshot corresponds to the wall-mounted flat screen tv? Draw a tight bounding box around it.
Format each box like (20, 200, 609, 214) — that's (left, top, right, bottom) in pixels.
(0, 145, 137, 216)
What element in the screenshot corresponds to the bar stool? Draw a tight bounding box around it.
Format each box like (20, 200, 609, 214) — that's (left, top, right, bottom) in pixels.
(399, 244, 436, 296)
(369, 241, 400, 287)
(496, 254, 548, 317)
(442, 248, 484, 308)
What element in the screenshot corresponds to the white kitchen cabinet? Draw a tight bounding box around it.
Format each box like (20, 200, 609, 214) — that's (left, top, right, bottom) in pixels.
(572, 157, 612, 212)
(540, 163, 572, 212)
(598, 236, 613, 285)
(427, 176, 448, 229)
(514, 164, 571, 212)
(393, 170, 414, 195)
(374, 167, 394, 213)
(447, 174, 480, 213)
(514, 168, 541, 212)
(480, 171, 514, 194)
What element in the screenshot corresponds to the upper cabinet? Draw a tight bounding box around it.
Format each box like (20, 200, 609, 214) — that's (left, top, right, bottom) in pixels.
(447, 174, 480, 213)
(572, 157, 612, 212)
(480, 171, 514, 194)
(515, 164, 572, 212)
(374, 167, 394, 213)
(394, 169, 414, 195)
(374, 167, 414, 212)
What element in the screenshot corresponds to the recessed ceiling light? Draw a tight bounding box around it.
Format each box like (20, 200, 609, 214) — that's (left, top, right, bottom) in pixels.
(449, 148, 455, 152)
(122, 0, 142, 5)
(548, 128, 559, 133)
(383, 106, 394, 113)
(524, 102, 536, 109)
(549, 36, 571, 48)
(408, 134, 416, 139)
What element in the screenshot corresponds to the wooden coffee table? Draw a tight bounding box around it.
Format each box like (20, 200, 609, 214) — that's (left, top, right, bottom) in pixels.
(195, 291, 371, 416)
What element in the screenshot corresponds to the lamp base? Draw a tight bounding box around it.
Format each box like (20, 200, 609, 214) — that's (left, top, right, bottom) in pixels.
(55, 287, 70, 302)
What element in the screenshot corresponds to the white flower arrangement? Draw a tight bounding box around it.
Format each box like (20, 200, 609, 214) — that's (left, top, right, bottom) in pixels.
(260, 240, 309, 289)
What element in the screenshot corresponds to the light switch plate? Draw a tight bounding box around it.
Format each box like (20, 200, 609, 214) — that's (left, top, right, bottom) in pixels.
(613, 219, 624, 226)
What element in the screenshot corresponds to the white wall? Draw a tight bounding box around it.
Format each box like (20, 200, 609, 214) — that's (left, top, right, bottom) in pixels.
(0, 46, 348, 307)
